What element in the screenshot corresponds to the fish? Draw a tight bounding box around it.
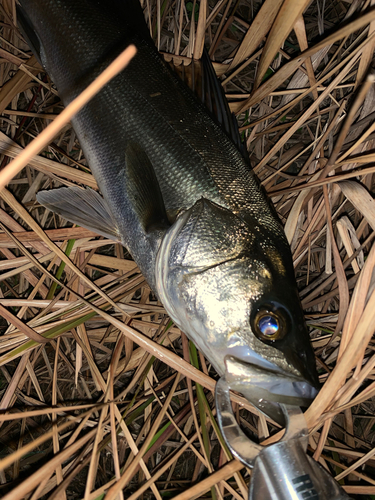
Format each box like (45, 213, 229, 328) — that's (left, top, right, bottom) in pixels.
(17, 0, 319, 423)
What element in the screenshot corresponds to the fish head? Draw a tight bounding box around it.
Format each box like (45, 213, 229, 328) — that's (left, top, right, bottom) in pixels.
(155, 198, 319, 416)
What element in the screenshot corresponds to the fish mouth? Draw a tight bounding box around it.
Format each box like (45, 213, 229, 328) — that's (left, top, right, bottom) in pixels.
(224, 355, 319, 409)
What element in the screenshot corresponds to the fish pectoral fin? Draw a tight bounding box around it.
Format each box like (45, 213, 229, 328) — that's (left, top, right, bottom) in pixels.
(37, 187, 120, 241)
(125, 142, 169, 234)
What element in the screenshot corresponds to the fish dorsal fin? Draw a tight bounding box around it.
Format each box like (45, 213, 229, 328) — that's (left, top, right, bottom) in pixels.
(124, 142, 169, 233)
(37, 187, 120, 241)
(166, 49, 246, 158)
(200, 49, 248, 159)
(16, 5, 45, 68)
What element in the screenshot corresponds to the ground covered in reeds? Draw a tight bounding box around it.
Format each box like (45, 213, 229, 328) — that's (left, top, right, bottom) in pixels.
(0, 0, 375, 498)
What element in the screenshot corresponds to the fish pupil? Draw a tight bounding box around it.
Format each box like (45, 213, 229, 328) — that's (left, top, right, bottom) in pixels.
(258, 315, 279, 336)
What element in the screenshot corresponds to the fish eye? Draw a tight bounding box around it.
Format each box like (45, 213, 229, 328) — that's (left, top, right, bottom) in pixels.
(258, 314, 279, 336)
(252, 307, 287, 342)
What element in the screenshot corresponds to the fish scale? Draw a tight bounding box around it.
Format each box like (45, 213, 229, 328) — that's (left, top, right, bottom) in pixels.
(19, 0, 319, 424)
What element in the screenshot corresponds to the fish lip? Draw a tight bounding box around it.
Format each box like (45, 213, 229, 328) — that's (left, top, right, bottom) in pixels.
(280, 344, 320, 393)
(224, 355, 319, 407)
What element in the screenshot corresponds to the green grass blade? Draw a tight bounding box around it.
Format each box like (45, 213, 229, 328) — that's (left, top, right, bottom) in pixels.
(46, 239, 75, 300)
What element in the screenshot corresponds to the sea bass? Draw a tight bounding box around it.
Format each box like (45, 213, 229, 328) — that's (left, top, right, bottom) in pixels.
(18, 0, 319, 421)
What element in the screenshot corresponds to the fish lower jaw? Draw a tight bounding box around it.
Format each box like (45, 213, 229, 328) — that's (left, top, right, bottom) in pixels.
(224, 354, 318, 407)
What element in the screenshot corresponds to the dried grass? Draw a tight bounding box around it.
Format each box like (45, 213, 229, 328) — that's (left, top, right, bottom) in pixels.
(0, 0, 375, 498)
